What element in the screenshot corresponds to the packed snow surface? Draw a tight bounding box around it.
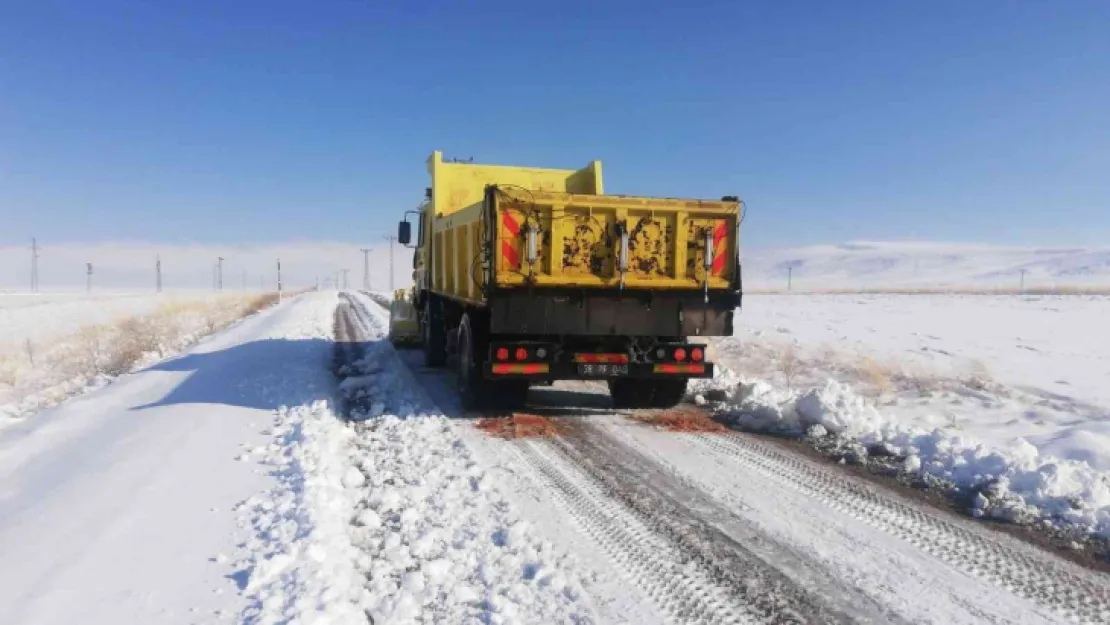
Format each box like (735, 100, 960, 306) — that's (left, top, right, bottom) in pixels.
(0, 292, 338, 624)
(703, 293, 1110, 538)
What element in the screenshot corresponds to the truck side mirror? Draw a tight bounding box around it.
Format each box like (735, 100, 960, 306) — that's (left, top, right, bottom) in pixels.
(398, 220, 412, 246)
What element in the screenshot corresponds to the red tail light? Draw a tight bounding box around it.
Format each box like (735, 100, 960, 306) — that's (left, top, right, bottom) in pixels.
(496, 347, 509, 361)
(691, 347, 704, 362)
(515, 347, 529, 361)
(674, 347, 687, 361)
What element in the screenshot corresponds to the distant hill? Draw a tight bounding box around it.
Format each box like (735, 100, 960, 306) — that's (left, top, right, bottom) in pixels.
(742, 242, 1110, 291)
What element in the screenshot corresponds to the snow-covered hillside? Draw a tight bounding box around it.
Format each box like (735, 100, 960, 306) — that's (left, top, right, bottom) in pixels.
(742, 241, 1110, 291)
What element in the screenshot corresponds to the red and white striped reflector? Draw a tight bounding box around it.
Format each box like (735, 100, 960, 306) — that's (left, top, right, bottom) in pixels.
(491, 363, 549, 375)
(653, 364, 705, 375)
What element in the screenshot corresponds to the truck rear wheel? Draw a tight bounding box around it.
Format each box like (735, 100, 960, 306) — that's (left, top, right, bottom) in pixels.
(423, 297, 446, 367)
(608, 379, 654, 409)
(456, 313, 529, 411)
(608, 379, 688, 409)
(649, 379, 688, 409)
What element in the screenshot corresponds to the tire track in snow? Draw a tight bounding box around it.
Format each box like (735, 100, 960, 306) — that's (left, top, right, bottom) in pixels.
(541, 421, 904, 625)
(511, 438, 755, 625)
(680, 431, 1110, 624)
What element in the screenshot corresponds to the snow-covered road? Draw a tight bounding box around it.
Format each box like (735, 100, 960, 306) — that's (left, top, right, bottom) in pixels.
(332, 293, 1110, 624)
(2, 290, 1108, 625)
(0, 292, 338, 624)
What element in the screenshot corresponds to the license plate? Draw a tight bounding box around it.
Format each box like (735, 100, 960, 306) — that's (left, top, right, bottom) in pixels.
(578, 363, 628, 377)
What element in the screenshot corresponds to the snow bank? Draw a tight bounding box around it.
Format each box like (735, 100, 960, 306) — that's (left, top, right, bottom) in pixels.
(349, 414, 593, 624)
(237, 401, 369, 625)
(238, 294, 596, 624)
(338, 339, 596, 623)
(693, 370, 1110, 539)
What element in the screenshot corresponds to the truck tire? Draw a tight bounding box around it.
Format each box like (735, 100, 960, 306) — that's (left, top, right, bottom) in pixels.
(608, 379, 688, 409)
(649, 379, 688, 408)
(608, 379, 654, 409)
(423, 296, 446, 367)
(456, 314, 482, 409)
(457, 314, 528, 411)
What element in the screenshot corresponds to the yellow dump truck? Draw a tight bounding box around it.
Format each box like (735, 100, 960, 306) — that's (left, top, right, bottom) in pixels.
(395, 151, 742, 409)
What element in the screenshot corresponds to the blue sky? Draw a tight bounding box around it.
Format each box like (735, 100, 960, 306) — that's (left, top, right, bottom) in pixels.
(1, 0, 1107, 249)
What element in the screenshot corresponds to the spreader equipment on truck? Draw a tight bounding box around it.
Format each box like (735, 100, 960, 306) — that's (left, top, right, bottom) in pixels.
(394, 151, 742, 409)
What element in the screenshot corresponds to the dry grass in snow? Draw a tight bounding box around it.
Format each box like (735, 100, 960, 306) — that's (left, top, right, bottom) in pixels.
(0, 293, 281, 424)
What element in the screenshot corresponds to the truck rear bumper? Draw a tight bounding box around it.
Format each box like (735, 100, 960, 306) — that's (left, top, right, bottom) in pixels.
(488, 288, 739, 337)
(485, 362, 714, 381)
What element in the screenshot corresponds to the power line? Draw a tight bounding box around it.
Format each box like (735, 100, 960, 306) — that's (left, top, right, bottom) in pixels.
(360, 248, 371, 290)
(383, 235, 396, 293)
(30, 238, 40, 292)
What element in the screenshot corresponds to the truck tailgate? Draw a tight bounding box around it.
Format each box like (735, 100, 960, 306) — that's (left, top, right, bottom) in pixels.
(493, 187, 740, 291)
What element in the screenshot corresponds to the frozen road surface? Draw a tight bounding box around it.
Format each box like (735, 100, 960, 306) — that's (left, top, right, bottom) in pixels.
(0, 291, 1107, 624)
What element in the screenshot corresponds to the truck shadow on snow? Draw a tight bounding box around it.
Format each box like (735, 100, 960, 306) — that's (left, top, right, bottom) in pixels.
(130, 338, 336, 412)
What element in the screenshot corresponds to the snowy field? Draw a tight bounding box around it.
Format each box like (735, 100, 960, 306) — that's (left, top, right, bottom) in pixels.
(704, 293, 1110, 537)
(0, 291, 184, 346)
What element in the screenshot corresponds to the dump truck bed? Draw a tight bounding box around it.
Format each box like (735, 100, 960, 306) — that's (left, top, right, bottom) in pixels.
(426, 188, 739, 304)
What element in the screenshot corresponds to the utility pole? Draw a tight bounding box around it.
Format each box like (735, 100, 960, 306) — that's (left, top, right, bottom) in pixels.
(86, 263, 93, 293)
(1020, 269, 1027, 294)
(787, 266, 793, 292)
(360, 248, 371, 290)
(156, 255, 162, 293)
(383, 235, 396, 292)
(31, 238, 40, 292)
(277, 258, 283, 302)
(217, 257, 224, 291)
